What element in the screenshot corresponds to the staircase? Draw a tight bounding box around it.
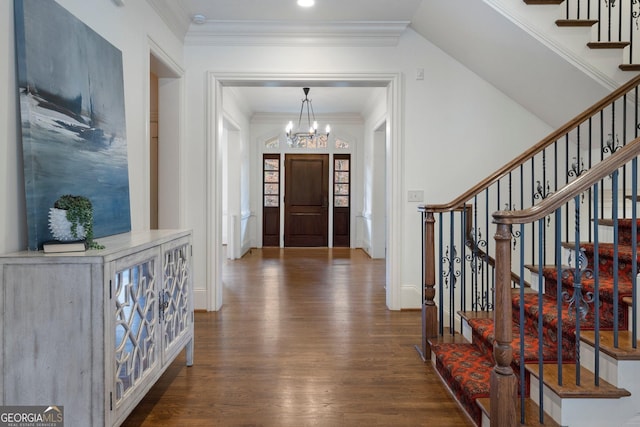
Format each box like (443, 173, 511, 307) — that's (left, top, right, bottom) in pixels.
(417, 52, 640, 427)
(497, 0, 640, 77)
(428, 217, 640, 426)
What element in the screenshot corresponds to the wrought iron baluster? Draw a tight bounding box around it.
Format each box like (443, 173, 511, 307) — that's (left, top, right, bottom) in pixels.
(561, 248, 595, 322)
(568, 156, 586, 178)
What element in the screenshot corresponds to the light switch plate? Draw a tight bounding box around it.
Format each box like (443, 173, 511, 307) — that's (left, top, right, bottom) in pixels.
(408, 190, 424, 202)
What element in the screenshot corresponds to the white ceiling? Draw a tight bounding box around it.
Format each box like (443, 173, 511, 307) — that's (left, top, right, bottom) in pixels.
(147, 0, 423, 116)
(161, 0, 422, 24)
(228, 86, 386, 116)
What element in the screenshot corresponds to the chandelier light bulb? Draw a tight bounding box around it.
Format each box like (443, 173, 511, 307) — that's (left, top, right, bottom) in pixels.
(325, 124, 331, 134)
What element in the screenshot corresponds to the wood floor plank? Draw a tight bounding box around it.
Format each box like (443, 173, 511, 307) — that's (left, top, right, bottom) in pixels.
(122, 248, 472, 426)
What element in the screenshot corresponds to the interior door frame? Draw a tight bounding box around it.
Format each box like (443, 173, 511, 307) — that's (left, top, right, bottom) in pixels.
(207, 72, 403, 311)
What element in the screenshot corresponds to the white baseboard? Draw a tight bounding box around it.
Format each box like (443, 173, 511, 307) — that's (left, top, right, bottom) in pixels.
(193, 288, 209, 311)
(401, 283, 421, 309)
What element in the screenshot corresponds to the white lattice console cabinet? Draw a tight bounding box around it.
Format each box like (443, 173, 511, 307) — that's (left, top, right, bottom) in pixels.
(0, 230, 194, 426)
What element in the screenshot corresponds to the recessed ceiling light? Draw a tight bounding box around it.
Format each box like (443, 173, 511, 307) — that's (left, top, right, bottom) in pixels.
(297, 0, 315, 7)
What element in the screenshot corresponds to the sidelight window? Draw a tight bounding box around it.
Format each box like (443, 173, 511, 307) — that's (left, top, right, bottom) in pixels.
(334, 156, 350, 208)
(263, 156, 280, 207)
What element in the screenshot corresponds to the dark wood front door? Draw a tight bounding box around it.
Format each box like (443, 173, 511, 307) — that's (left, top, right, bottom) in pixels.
(284, 154, 329, 247)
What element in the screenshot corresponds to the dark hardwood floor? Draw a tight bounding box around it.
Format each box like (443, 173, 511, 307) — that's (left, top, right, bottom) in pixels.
(122, 248, 472, 426)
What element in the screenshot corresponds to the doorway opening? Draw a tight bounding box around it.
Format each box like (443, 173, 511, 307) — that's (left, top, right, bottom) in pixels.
(207, 73, 402, 311)
(149, 46, 183, 230)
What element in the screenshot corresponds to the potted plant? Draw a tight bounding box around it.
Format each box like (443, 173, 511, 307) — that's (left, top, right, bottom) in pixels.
(48, 194, 104, 249)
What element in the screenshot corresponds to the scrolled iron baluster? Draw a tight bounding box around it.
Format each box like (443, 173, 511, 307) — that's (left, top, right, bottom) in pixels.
(603, 133, 621, 155)
(534, 180, 551, 200)
(473, 288, 494, 311)
(634, 0, 640, 29)
(465, 229, 487, 273)
(568, 157, 586, 178)
(561, 248, 595, 321)
(531, 186, 553, 226)
(504, 203, 523, 248)
(442, 245, 461, 289)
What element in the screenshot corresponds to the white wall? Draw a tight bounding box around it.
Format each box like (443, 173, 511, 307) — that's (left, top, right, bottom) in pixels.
(0, 0, 23, 254)
(0, 0, 184, 255)
(183, 28, 555, 309)
(362, 89, 388, 258)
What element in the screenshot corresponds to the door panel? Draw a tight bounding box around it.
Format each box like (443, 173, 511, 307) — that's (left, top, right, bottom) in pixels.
(285, 154, 329, 247)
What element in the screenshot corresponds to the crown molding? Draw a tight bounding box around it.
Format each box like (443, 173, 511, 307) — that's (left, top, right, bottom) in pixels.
(184, 20, 410, 47)
(146, 0, 191, 41)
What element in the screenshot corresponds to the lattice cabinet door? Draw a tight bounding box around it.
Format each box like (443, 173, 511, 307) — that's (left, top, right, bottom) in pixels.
(160, 236, 193, 365)
(111, 246, 161, 418)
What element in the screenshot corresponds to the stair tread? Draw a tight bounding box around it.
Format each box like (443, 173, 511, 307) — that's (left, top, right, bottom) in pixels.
(467, 316, 572, 363)
(525, 363, 631, 398)
(561, 241, 640, 260)
(427, 330, 468, 346)
(523, 0, 563, 4)
(619, 64, 640, 71)
(476, 397, 561, 427)
(581, 330, 640, 360)
(587, 41, 629, 49)
(598, 218, 640, 227)
(459, 310, 493, 321)
(556, 19, 598, 27)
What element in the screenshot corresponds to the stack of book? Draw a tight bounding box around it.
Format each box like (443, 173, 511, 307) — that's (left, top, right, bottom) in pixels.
(42, 240, 87, 253)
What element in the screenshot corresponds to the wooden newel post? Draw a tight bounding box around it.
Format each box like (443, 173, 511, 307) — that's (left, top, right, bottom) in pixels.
(419, 210, 438, 361)
(490, 222, 517, 425)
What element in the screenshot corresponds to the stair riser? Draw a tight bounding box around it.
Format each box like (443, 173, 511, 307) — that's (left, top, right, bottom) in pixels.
(529, 374, 633, 427)
(580, 344, 640, 397)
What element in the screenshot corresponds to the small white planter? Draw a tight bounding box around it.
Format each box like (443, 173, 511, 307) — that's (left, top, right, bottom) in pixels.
(48, 207, 86, 241)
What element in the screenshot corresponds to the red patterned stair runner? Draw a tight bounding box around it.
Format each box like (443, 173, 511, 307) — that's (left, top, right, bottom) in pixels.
(429, 220, 637, 426)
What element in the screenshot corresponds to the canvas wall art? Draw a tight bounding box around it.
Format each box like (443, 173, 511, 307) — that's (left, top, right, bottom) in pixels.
(14, 0, 131, 250)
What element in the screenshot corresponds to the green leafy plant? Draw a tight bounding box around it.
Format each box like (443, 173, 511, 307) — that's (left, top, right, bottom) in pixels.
(53, 194, 104, 249)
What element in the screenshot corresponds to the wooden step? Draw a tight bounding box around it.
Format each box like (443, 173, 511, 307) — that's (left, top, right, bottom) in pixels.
(587, 41, 630, 49)
(460, 310, 493, 322)
(525, 363, 631, 398)
(581, 330, 640, 360)
(619, 64, 640, 71)
(556, 19, 598, 27)
(523, 0, 563, 4)
(426, 326, 468, 346)
(476, 397, 561, 427)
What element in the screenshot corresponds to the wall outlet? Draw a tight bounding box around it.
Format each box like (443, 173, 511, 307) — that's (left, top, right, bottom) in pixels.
(408, 190, 424, 202)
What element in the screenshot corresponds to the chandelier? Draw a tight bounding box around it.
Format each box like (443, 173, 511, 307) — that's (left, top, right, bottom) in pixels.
(285, 87, 330, 148)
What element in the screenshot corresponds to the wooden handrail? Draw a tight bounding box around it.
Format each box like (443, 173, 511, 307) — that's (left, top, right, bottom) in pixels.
(493, 136, 640, 225)
(420, 74, 640, 214)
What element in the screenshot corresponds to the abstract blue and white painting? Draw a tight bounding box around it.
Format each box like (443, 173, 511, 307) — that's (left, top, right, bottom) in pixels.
(15, 0, 131, 250)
